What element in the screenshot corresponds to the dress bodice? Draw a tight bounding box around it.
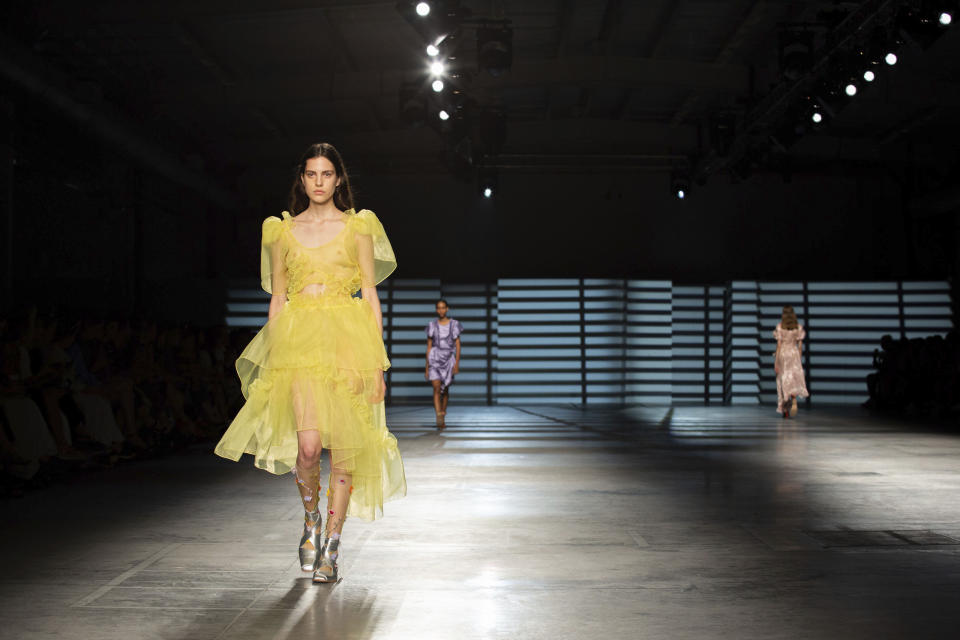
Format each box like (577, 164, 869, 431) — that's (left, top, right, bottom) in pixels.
(259, 208, 396, 298)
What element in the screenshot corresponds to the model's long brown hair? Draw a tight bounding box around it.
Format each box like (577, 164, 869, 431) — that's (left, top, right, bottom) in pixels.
(287, 142, 355, 213)
(781, 305, 799, 330)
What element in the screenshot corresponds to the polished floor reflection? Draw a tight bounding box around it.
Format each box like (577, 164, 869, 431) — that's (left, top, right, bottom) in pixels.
(3, 405, 960, 639)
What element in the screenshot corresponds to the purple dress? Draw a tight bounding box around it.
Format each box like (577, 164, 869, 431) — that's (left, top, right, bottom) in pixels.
(774, 323, 810, 412)
(427, 319, 462, 392)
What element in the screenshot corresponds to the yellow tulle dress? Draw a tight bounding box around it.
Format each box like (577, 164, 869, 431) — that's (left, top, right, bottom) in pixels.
(215, 208, 406, 521)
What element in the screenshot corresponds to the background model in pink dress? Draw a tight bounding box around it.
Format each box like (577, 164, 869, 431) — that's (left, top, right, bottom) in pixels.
(774, 323, 810, 413)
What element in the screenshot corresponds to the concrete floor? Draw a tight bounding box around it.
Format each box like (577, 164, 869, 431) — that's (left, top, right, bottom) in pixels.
(3, 405, 960, 639)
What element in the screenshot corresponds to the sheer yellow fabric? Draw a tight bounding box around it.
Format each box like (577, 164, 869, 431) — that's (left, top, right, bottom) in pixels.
(259, 208, 396, 296)
(216, 208, 405, 521)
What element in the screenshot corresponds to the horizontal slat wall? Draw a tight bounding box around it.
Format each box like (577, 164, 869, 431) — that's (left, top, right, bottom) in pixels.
(725, 281, 762, 404)
(496, 279, 583, 403)
(223, 279, 953, 406)
(584, 279, 628, 404)
(672, 285, 725, 405)
(626, 281, 673, 404)
(224, 279, 270, 327)
(902, 281, 954, 337)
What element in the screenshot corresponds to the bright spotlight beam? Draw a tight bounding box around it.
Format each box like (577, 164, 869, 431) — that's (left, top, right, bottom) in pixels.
(885, 52, 898, 65)
(438, 109, 450, 120)
(426, 44, 439, 56)
(416, 2, 430, 17)
(863, 69, 876, 82)
(940, 12, 952, 26)
(432, 79, 444, 92)
(429, 60, 445, 76)
(844, 83, 857, 96)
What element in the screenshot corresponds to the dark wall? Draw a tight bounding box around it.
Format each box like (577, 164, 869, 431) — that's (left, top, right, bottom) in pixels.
(328, 167, 915, 282)
(2, 89, 955, 324)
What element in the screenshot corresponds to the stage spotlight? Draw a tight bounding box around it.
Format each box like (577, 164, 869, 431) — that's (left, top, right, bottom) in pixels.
(416, 2, 430, 16)
(478, 167, 498, 198)
(811, 111, 823, 123)
(844, 82, 858, 96)
(429, 60, 445, 76)
(671, 172, 690, 200)
(897, 4, 952, 49)
(477, 26, 513, 76)
(863, 69, 876, 82)
(439, 109, 450, 120)
(885, 51, 898, 65)
(426, 43, 439, 56)
(432, 79, 444, 92)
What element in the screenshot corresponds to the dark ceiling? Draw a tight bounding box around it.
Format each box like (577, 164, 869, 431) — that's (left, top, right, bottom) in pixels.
(3, 0, 960, 198)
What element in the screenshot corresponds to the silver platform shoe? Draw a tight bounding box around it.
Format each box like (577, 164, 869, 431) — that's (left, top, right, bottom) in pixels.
(312, 536, 340, 583)
(298, 509, 322, 571)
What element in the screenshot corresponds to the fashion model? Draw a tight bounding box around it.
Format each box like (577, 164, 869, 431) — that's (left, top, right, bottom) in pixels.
(424, 299, 461, 430)
(215, 143, 406, 583)
(774, 305, 810, 418)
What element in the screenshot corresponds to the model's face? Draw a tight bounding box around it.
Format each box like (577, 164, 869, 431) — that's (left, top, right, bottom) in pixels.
(301, 156, 340, 206)
(436, 302, 448, 318)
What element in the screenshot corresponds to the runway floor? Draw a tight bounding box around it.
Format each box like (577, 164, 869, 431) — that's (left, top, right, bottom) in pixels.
(2, 404, 960, 639)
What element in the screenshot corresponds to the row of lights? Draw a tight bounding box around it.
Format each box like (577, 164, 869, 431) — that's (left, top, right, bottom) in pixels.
(676, 4, 955, 200)
(400, 1, 511, 198)
(808, 6, 953, 127)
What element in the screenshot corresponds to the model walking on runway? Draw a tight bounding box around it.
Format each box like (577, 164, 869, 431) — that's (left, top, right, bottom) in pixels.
(215, 143, 406, 583)
(774, 305, 809, 418)
(425, 299, 461, 430)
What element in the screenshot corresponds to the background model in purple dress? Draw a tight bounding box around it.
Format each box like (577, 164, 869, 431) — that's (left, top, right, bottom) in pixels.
(427, 318, 462, 392)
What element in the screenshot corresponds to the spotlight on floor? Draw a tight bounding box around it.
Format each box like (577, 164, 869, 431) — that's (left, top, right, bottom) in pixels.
(416, 2, 430, 16)
(863, 69, 876, 82)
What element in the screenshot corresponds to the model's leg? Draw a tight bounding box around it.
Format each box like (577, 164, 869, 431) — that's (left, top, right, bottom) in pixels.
(295, 430, 324, 571)
(431, 380, 444, 428)
(314, 458, 352, 583)
(441, 387, 449, 415)
(431, 380, 442, 416)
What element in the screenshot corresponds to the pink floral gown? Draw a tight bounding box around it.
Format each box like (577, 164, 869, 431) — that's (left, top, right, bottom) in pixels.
(774, 323, 809, 413)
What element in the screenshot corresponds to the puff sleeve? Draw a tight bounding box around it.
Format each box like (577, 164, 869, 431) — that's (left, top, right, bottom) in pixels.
(352, 209, 397, 288)
(451, 319, 463, 341)
(425, 321, 436, 340)
(259, 215, 288, 295)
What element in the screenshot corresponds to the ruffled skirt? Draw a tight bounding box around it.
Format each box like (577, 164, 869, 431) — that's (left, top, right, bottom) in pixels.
(215, 293, 406, 521)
